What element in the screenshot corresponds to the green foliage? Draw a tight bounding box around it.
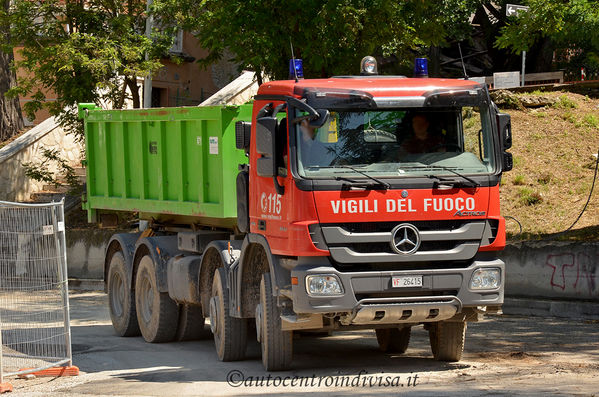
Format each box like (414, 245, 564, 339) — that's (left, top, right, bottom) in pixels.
(560, 111, 576, 124)
(583, 114, 599, 129)
(153, 0, 481, 80)
(518, 187, 542, 206)
(513, 155, 523, 168)
(496, 0, 599, 73)
(22, 148, 82, 194)
(1, 0, 177, 135)
(2, 0, 178, 190)
(553, 95, 578, 109)
(513, 174, 525, 185)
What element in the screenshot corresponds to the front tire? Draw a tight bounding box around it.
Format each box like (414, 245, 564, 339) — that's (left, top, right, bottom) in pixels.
(376, 327, 411, 353)
(210, 267, 247, 361)
(258, 272, 292, 371)
(429, 321, 467, 362)
(135, 255, 179, 343)
(107, 251, 140, 337)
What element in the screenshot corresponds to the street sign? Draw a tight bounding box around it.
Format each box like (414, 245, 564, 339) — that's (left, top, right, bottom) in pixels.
(493, 72, 520, 89)
(505, 4, 530, 86)
(506, 4, 529, 16)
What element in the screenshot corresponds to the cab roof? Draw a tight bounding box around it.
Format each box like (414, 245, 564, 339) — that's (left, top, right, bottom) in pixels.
(257, 77, 483, 98)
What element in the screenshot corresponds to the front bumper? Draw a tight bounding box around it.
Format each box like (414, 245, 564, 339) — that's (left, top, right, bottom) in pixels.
(290, 258, 504, 325)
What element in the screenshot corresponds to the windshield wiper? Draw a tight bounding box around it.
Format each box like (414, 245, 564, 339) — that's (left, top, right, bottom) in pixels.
(426, 165, 479, 187)
(424, 174, 459, 189)
(427, 165, 480, 187)
(336, 165, 390, 189)
(403, 165, 480, 188)
(333, 176, 379, 190)
(306, 165, 390, 189)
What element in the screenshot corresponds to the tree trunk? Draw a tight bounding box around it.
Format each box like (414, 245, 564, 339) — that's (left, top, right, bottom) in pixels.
(1, 0, 24, 142)
(126, 77, 141, 108)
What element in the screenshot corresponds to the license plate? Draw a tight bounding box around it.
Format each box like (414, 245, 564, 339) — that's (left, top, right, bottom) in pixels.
(392, 276, 423, 288)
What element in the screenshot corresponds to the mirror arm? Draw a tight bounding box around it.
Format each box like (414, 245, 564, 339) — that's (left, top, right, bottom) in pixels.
(257, 102, 274, 118)
(273, 177, 285, 195)
(287, 97, 319, 123)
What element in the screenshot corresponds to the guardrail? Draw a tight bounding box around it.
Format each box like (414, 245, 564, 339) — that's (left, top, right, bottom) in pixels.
(472, 71, 565, 89)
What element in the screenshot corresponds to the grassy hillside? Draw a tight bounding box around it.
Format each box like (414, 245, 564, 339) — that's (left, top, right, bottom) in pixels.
(498, 90, 599, 240)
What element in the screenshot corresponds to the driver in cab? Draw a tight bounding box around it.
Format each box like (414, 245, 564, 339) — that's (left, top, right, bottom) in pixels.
(299, 119, 329, 167)
(400, 113, 445, 154)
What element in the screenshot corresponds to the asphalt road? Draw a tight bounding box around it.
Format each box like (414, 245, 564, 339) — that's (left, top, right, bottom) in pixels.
(7, 292, 599, 396)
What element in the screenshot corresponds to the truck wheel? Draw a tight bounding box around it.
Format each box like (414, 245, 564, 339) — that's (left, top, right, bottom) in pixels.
(176, 304, 211, 341)
(135, 255, 179, 343)
(257, 272, 292, 371)
(429, 321, 467, 362)
(107, 252, 140, 337)
(375, 327, 411, 353)
(210, 267, 247, 361)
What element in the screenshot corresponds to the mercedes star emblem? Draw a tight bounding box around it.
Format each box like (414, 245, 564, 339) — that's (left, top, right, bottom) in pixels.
(390, 223, 421, 255)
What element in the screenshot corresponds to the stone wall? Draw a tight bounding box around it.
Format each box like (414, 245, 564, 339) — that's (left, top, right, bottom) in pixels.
(65, 232, 599, 304)
(500, 241, 599, 301)
(0, 117, 83, 202)
(66, 228, 126, 280)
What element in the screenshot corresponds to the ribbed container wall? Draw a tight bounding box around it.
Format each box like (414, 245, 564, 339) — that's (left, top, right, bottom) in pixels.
(81, 104, 253, 228)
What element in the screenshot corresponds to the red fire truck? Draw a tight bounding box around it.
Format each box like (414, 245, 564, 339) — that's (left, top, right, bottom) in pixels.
(84, 57, 512, 371)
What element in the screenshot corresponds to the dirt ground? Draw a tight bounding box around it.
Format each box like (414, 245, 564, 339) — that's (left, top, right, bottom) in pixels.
(3, 292, 598, 396)
(499, 90, 599, 239)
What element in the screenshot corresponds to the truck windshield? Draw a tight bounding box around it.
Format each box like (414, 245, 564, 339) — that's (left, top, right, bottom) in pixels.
(295, 106, 496, 179)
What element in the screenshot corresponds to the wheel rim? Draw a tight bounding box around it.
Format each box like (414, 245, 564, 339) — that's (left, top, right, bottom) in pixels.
(255, 303, 262, 343)
(139, 271, 154, 324)
(110, 271, 125, 318)
(209, 296, 219, 335)
(259, 294, 266, 357)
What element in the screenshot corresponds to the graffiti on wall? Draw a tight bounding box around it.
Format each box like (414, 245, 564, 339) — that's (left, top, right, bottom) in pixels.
(545, 252, 598, 296)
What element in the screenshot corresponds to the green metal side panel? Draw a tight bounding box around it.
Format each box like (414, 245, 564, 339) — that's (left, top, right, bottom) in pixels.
(81, 104, 253, 226)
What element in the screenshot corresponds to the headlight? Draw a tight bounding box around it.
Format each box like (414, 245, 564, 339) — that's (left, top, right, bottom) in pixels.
(470, 268, 501, 290)
(306, 275, 344, 296)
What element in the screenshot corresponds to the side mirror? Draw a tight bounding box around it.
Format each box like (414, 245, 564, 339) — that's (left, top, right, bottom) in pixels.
(497, 113, 512, 150)
(256, 116, 277, 177)
(502, 152, 513, 172)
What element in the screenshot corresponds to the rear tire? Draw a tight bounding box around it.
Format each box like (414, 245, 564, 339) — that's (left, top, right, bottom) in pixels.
(107, 252, 140, 337)
(176, 304, 211, 341)
(375, 327, 411, 353)
(429, 321, 467, 362)
(210, 267, 247, 361)
(135, 255, 179, 343)
(258, 272, 293, 371)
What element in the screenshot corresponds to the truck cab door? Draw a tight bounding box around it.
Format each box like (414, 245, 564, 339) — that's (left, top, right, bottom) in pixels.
(249, 101, 291, 249)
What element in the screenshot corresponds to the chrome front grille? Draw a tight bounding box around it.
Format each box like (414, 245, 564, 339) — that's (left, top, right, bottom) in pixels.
(320, 221, 487, 264)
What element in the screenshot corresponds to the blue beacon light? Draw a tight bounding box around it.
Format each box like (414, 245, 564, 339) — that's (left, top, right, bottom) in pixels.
(414, 57, 429, 78)
(289, 59, 304, 80)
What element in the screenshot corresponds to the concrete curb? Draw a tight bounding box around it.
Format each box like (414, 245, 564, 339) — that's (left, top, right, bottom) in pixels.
(503, 297, 599, 320)
(69, 278, 104, 292)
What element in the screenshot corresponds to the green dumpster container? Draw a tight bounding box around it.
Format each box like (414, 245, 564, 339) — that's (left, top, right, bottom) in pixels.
(79, 104, 253, 228)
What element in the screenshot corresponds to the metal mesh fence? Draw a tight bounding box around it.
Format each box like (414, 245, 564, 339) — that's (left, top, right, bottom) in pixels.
(0, 200, 72, 383)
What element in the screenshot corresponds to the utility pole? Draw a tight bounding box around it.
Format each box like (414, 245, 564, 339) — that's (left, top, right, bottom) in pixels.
(143, 0, 153, 108)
